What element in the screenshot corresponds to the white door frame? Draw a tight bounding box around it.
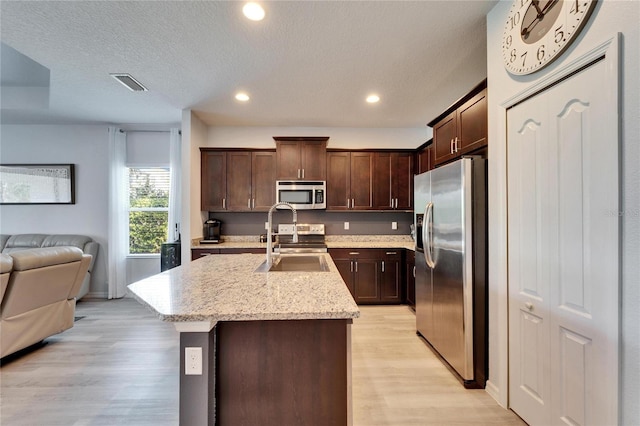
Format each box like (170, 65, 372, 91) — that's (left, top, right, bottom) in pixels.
(488, 33, 620, 413)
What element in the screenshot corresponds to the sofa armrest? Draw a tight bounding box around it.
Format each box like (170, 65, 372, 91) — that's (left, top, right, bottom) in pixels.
(0, 253, 12, 303)
(67, 254, 92, 299)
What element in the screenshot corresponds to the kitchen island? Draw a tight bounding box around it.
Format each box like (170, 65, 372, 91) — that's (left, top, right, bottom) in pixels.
(128, 252, 359, 426)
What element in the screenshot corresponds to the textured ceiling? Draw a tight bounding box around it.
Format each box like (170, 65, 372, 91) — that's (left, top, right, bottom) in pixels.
(0, 1, 497, 129)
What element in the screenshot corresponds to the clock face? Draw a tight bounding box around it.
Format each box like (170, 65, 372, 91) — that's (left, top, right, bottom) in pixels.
(502, 0, 597, 75)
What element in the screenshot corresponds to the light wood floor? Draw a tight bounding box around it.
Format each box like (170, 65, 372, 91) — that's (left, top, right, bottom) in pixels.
(0, 299, 525, 425)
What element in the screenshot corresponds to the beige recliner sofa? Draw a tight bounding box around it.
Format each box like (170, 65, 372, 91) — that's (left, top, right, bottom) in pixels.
(0, 247, 91, 358)
(0, 234, 98, 300)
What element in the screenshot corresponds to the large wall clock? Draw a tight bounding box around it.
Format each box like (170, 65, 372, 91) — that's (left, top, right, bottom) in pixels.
(502, 0, 597, 75)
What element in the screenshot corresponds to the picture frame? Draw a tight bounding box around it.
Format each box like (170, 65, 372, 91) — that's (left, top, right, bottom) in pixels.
(0, 164, 76, 204)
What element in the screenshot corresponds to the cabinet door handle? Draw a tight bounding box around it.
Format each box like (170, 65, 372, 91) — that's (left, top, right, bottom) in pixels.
(450, 138, 454, 154)
(350, 260, 353, 273)
(349, 252, 360, 255)
(347, 198, 350, 209)
(302, 169, 305, 179)
(297, 169, 301, 178)
(382, 261, 385, 272)
(248, 199, 251, 208)
(390, 197, 393, 208)
(252, 199, 255, 209)
(222, 198, 226, 209)
(413, 266, 416, 277)
(352, 199, 355, 209)
(355, 261, 358, 273)
(454, 137, 459, 152)
(386, 251, 397, 255)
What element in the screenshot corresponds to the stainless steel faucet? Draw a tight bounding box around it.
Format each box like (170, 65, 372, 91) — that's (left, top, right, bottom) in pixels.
(266, 202, 298, 266)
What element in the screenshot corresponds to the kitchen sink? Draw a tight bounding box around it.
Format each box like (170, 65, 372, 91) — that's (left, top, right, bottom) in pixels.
(254, 255, 330, 273)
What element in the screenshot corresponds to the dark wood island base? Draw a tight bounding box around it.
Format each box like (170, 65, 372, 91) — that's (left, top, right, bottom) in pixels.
(216, 319, 351, 426)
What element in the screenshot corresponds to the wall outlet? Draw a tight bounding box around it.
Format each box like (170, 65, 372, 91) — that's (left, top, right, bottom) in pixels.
(344, 222, 349, 230)
(185, 347, 203, 375)
(392, 222, 398, 230)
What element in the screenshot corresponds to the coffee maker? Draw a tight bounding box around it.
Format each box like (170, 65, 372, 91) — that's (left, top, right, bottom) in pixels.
(202, 219, 222, 243)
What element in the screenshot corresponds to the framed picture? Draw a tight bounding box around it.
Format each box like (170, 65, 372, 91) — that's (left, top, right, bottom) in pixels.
(0, 164, 75, 204)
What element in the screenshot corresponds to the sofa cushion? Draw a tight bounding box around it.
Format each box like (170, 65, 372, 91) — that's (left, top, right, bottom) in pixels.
(42, 234, 98, 272)
(2, 234, 48, 253)
(10, 247, 83, 271)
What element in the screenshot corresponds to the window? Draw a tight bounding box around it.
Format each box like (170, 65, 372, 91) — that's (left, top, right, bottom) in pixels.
(128, 167, 170, 255)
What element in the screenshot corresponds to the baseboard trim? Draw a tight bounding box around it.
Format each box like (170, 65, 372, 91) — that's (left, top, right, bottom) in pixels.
(485, 380, 504, 408)
(81, 291, 108, 300)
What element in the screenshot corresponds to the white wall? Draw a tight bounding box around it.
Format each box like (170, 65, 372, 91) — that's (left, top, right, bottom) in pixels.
(0, 124, 110, 297)
(486, 1, 639, 422)
(183, 110, 209, 263)
(205, 126, 431, 149)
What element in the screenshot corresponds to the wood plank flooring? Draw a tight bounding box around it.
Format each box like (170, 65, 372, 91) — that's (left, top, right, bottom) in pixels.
(0, 299, 525, 425)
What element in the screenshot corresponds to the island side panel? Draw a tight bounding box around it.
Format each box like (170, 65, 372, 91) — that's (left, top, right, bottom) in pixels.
(216, 319, 350, 426)
(180, 331, 215, 426)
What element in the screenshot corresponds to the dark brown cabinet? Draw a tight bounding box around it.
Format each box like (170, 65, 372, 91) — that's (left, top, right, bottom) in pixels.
(274, 137, 328, 180)
(201, 151, 226, 211)
(200, 149, 276, 212)
(330, 248, 402, 304)
(373, 152, 414, 210)
(429, 82, 487, 167)
(406, 250, 415, 309)
(326, 151, 373, 210)
(191, 247, 219, 260)
(417, 143, 433, 174)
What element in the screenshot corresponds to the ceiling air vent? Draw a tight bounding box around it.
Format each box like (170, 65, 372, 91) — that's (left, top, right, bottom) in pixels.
(110, 73, 148, 92)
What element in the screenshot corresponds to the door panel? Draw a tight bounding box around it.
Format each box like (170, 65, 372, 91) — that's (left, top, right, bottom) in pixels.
(251, 151, 276, 210)
(508, 59, 618, 426)
(226, 152, 252, 211)
(326, 152, 350, 210)
(353, 259, 378, 303)
(351, 152, 374, 209)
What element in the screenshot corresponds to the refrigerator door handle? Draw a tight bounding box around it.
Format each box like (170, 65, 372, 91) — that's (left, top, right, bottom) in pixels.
(424, 202, 435, 268)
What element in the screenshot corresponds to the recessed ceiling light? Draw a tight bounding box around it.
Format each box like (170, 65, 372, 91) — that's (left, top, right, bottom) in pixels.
(110, 73, 148, 92)
(235, 92, 250, 102)
(243, 3, 265, 21)
(366, 94, 380, 103)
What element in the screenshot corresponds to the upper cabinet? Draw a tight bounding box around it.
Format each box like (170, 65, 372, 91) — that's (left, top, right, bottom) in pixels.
(373, 152, 414, 210)
(274, 136, 328, 180)
(326, 151, 374, 210)
(428, 80, 487, 167)
(201, 149, 276, 212)
(416, 141, 433, 174)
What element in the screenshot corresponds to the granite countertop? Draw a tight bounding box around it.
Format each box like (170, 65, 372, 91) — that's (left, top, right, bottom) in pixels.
(127, 253, 360, 325)
(192, 235, 415, 251)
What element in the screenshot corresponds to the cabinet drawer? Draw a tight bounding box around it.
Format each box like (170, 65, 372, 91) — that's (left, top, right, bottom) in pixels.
(191, 248, 220, 260)
(329, 248, 380, 259)
(218, 248, 264, 254)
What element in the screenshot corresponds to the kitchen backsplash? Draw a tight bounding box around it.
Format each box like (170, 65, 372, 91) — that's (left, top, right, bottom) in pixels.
(208, 211, 413, 236)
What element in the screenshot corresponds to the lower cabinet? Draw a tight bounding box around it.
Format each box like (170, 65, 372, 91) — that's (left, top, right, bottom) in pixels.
(191, 247, 264, 260)
(406, 250, 415, 310)
(329, 248, 402, 305)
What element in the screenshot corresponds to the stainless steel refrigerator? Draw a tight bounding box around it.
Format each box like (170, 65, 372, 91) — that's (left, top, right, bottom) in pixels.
(414, 157, 487, 389)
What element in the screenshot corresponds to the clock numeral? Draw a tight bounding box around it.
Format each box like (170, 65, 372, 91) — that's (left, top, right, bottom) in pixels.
(537, 45, 545, 61)
(510, 49, 517, 63)
(521, 51, 528, 66)
(570, 0, 581, 14)
(509, 11, 521, 30)
(520, 0, 528, 8)
(554, 26, 564, 44)
(506, 35, 513, 48)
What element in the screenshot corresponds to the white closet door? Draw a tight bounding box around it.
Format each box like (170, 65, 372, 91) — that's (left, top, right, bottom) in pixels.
(507, 58, 619, 426)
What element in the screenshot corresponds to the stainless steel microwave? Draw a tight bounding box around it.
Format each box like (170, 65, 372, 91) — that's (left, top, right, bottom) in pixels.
(276, 180, 326, 210)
